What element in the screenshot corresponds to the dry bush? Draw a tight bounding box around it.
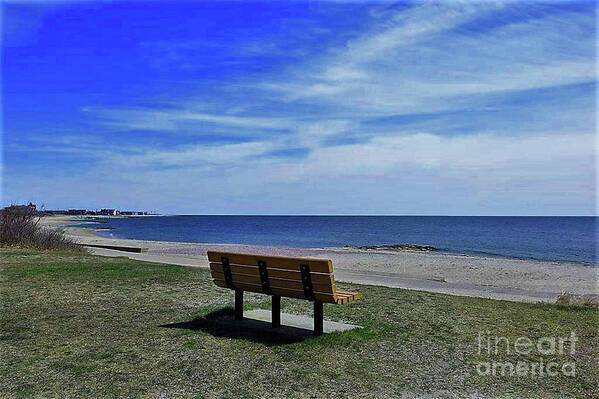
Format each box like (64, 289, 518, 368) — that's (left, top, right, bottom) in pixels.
(556, 292, 599, 307)
(0, 208, 82, 251)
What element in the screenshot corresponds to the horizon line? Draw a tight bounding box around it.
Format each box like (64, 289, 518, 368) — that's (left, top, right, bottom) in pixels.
(158, 214, 598, 217)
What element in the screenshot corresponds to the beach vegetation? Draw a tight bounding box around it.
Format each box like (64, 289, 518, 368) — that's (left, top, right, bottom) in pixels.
(556, 292, 599, 308)
(0, 207, 82, 251)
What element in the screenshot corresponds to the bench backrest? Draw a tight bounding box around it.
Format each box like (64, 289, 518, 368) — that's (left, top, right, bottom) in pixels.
(207, 251, 338, 303)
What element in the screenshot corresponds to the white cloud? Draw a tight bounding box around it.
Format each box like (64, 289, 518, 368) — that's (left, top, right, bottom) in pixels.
(91, 130, 593, 186)
(342, 2, 504, 64)
(111, 141, 277, 167)
(8, 130, 592, 214)
(284, 131, 595, 180)
(263, 3, 596, 116)
(84, 107, 291, 131)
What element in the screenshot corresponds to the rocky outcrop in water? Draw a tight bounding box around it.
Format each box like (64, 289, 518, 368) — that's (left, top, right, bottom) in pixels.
(344, 244, 438, 252)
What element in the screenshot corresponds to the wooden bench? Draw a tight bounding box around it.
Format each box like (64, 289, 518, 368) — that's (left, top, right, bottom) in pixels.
(207, 251, 361, 336)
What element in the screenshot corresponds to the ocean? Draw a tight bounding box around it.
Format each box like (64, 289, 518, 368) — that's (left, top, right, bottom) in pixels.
(89, 216, 598, 265)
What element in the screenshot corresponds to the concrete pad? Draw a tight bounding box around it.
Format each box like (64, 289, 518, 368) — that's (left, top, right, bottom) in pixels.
(161, 308, 361, 344)
(243, 309, 361, 334)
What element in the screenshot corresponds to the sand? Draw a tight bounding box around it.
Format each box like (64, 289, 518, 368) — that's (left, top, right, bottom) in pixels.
(40, 215, 598, 304)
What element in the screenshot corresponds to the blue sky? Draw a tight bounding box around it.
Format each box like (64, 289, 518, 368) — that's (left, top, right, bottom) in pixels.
(1, 1, 596, 215)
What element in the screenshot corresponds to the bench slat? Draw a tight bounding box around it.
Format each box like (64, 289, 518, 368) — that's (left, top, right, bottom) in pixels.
(208, 262, 335, 285)
(212, 279, 337, 303)
(336, 291, 355, 298)
(336, 290, 362, 304)
(211, 270, 335, 292)
(207, 251, 332, 273)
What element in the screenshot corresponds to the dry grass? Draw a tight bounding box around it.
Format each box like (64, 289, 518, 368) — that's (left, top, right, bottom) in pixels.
(0, 208, 82, 251)
(556, 292, 599, 307)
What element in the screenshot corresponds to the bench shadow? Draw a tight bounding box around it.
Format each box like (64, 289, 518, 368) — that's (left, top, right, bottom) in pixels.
(160, 308, 314, 346)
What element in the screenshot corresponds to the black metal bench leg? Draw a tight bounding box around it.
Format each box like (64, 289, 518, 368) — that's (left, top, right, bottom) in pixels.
(272, 295, 281, 328)
(234, 289, 243, 320)
(314, 301, 323, 336)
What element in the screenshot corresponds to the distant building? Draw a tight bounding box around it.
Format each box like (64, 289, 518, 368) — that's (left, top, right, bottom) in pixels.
(40, 210, 67, 215)
(67, 209, 87, 215)
(100, 208, 118, 216)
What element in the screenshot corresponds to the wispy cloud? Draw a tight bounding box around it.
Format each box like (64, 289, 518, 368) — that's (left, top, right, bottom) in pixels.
(83, 107, 292, 131)
(261, 2, 595, 116)
(110, 141, 277, 168)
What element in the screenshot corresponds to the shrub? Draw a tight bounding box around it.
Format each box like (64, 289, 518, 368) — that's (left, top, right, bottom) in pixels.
(0, 207, 82, 251)
(556, 292, 599, 307)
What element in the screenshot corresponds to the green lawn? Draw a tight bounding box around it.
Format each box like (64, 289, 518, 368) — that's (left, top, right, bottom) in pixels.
(1, 248, 597, 398)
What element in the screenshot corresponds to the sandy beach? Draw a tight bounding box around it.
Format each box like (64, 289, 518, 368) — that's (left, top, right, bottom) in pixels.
(41, 215, 598, 304)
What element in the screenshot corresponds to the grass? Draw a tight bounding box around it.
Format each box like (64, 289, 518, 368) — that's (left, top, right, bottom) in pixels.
(1, 248, 597, 398)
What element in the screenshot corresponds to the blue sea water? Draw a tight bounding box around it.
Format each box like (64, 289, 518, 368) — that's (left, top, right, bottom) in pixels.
(92, 216, 597, 264)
